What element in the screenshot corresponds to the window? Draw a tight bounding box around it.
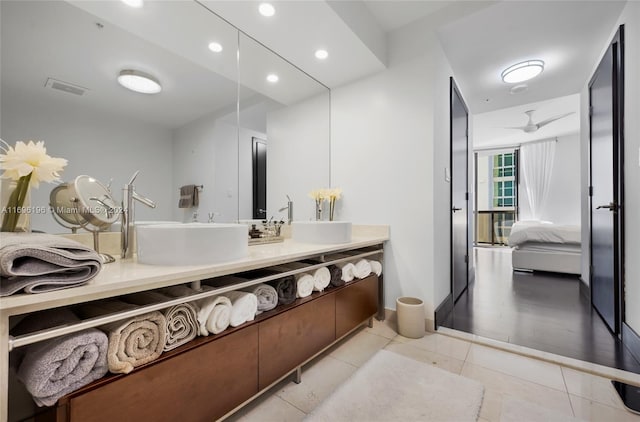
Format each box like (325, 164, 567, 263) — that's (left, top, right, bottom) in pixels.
(492, 153, 516, 209)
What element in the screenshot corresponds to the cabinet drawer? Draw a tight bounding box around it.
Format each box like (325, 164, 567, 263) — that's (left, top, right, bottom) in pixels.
(66, 326, 258, 422)
(258, 293, 335, 389)
(336, 275, 378, 338)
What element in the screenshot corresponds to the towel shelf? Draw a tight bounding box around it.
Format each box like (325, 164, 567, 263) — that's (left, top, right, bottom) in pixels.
(7, 248, 383, 351)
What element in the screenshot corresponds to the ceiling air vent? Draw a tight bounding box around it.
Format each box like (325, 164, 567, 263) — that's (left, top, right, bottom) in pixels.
(44, 78, 89, 96)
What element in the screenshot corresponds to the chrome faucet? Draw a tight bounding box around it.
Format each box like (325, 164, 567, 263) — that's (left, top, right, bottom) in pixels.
(278, 195, 293, 225)
(121, 170, 156, 259)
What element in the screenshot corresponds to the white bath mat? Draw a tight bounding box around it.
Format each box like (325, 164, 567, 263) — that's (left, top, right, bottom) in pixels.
(305, 349, 484, 421)
(500, 397, 584, 422)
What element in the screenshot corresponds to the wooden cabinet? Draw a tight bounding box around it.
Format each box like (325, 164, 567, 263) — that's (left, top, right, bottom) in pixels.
(258, 293, 335, 389)
(51, 275, 378, 422)
(336, 275, 378, 338)
(62, 326, 258, 422)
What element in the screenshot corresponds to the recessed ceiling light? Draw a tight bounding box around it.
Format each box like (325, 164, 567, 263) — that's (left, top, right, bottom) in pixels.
(121, 0, 144, 8)
(315, 49, 329, 60)
(501, 60, 544, 84)
(259, 3, 275, 17)
(510, 84, 529, 94)
(117, 69, 162, 94)
(266, 74, 279, 83)
(208, 42, 223, 53)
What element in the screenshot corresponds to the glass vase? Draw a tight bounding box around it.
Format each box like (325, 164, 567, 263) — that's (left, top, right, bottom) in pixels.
(329, 198, 336, 221)
(1, 178, 32, 232)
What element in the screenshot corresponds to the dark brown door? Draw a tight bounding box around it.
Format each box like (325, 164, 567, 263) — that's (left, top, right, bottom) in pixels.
(451, 78, 469, 302)
(589, 26, 624, 334)
(252, 137, 267, 219)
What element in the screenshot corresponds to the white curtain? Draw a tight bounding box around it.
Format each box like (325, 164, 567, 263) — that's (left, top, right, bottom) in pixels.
(520, 140, 556, 220)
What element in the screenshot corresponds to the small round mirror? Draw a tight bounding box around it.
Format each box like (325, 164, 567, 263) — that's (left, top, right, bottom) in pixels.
(68, 175, 119, 229)
(49, 183, 88, 226)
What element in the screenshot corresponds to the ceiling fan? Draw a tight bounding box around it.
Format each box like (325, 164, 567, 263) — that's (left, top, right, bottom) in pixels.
(505, 110, 575, 133)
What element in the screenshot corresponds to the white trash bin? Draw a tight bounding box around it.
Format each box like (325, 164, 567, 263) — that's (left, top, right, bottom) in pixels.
(396, 297, 425, 339)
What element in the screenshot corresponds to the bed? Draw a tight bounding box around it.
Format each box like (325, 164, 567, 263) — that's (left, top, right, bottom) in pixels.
(507, 221, 581, 275)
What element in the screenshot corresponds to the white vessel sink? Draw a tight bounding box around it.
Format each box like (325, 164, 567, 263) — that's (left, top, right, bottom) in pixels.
(291, 221, 352, 244)
(136, 223, 248, 265)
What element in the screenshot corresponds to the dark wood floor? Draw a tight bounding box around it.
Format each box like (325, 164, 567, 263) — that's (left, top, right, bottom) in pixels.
(442, 247, 640, 374)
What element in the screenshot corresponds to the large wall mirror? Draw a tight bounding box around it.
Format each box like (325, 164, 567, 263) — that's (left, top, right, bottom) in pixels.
(0, 0, 330, 233)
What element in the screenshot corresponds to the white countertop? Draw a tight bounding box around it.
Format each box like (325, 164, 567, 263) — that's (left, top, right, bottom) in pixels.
(0, 226, 388, 316)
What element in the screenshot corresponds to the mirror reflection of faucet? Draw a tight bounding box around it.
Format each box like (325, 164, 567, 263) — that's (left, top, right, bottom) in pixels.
(278, 194, 293, 225)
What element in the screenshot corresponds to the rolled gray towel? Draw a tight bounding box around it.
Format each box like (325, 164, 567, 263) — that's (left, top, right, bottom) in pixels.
(268, 276, 297, 305)
(0, 233, 102, 297)
(11, 308, 108, 407)
(242, 283, 278, 314)
(76, 301, 166, 374)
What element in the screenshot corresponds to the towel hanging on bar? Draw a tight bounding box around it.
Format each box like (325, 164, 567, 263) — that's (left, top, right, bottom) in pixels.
(179, 184, 200, 208)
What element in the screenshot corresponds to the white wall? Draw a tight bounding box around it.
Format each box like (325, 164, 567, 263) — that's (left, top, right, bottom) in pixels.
(331, 19, 455, 319)
(519, 133, 581, 225)
(172, 112, 240, 223)
(266, 92, 330, 222)
(0, 95, 174, 233)
(580, 1, 640, 334)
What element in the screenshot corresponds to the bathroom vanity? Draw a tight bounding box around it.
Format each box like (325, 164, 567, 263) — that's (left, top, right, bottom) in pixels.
(0, 226, 388, 422)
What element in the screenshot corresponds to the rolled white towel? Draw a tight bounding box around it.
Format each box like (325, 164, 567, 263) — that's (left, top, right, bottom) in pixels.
(338, 262, 356, 282)
(368, 260, 383, 276)
(353, 259, 372, 279)
(195, 295, 232, 336)
(221, 291, 258, 327)
(296, 273, 315, 298)
(242, 283, 278, 314)
(312, 267, 331, 292)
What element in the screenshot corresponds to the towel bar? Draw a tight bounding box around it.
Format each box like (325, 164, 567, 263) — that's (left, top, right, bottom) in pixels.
(7, 248, 383, 351)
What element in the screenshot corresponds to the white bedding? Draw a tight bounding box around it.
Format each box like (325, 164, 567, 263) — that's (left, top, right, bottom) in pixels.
(507, 221, 581, 247)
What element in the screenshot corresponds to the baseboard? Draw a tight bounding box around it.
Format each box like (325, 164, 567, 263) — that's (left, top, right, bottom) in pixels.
(622, 323, 640, 364)
(434, 293, 453, 330)
(384, 308, 435, 333)
(579, 277, 590, 300)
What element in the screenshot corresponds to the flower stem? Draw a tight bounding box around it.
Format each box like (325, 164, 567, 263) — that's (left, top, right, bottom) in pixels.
(1, 173, 32, 232)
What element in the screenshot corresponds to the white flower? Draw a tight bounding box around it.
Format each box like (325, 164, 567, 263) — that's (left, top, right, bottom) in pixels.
(0, 140, 68, 188)
(328, 188, 342, 200)
(308, 189, 327, 202)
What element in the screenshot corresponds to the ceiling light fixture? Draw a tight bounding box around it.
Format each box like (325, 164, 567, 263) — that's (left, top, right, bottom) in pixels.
(259, 3, 275, 17)
(501, 60, 544, 84)
(315, 49, 329, 60)
(208, 42, 223, 53)
(117, 69, 162, 94)
(266, 74, 279, 83)
(121, 0, 144, 8)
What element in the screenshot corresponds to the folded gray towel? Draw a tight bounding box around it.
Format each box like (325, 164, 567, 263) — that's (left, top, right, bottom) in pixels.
(12, 308, 108, 407)
(76, 300, 166, 374)
(0, 233, 102, 297)
(178, 185, 199, 208)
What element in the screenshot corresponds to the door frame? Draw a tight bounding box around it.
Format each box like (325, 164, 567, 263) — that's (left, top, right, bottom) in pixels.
(588, 25, 625, 335)
(450, 77, 470, 303)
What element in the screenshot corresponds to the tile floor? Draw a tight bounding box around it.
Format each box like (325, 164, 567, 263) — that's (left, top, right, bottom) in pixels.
(225, 319, 640, 421)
